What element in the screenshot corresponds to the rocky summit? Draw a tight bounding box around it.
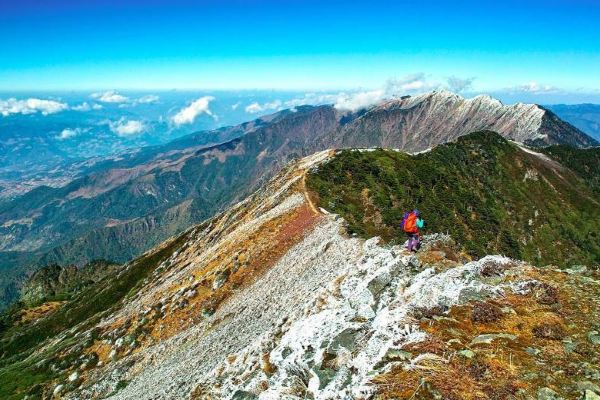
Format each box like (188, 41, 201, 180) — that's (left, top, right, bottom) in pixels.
(0, 134, 598, 400)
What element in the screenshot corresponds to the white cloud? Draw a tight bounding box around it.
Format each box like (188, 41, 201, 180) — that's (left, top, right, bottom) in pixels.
(245, 102, 263, 114)
(384, 73, 437, 95)
(281, 74, 444, 112)
(283, 93, 339, 108)
(137, 94, 159, 104)
(402, 80, 426, 90)
(283, 90, 384, 113)
(91, 90, 129, 103)
(171, 96, 215, 126)
(56, 128, 83, 140)
(509, 81, 558, 94)
(72, 103, 89, 111)
(332, 90, 386, 111)
(109, 118, 145, 136)
(72, 102, 103, 111)
(231, 101, 241, 110)
(447, 76, 475, 92)
(0, 98, 68, 116)
(245, 100, 283, 114)
(331, 81, 411, 111)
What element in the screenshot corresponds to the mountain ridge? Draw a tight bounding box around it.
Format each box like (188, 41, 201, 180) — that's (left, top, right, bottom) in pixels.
(0, 132, 598, 399)
(0, 91, 597, 309)
(307, 131, 600, 266)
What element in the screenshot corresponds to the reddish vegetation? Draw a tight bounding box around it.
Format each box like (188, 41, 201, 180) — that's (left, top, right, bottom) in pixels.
(533, 282, 560, 305)
(278, 203, 318, 241)
(412, 305, 447, 320)
(532, 323, 565, 340)
(195, 203, 320, 313)
(471, 301, 503, 324)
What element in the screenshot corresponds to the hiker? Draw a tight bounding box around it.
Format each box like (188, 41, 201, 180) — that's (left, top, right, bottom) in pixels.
(402, 209, 424, 252)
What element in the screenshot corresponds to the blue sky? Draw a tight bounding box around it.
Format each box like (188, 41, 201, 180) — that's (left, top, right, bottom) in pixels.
(0, 0, 599, 100)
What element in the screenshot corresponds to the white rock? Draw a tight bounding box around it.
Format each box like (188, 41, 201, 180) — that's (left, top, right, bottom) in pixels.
(68, 371, 79, 382)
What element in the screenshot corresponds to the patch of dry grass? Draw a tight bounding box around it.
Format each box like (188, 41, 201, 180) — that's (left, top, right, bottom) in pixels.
(17, 301, 65, 324)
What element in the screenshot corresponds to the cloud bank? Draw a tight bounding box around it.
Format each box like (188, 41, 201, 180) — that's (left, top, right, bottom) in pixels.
(109, 118, 145, 136)
(72, 102, 103, 111)
(507, 81, 558, 94)
(328, 74, 437, 111)
(0, 98, 68, 116)
(171, 96, 215, 126)
(137, 94, 159, 104)
(331, 91, 385, 112)
(282, 74, 481, 112)
(257, 74, 443, 113)
(56, 128, 83, 140)
(447, 76, 475, 93)
(91, 90, 129, 103)
(245, 100, 283, 114)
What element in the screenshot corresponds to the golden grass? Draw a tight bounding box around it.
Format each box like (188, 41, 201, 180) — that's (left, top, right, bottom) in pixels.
(17, 301, 65, 324)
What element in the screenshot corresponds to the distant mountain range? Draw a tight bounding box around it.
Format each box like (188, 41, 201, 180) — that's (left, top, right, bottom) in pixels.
(546, 103, 600, 141)
(0, 90, 597, 309)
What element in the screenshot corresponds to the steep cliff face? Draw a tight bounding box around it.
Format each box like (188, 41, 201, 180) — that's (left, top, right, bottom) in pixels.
(1, 138, 598, 400)
(0, 92, 597, 310)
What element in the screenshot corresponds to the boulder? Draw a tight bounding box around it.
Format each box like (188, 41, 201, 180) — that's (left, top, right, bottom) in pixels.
(537, 387, 563, 400)
(366, 272, 392, 298)
(53, 384, 64, 396)
(577, 382, 600, 394)
(583, 390, 600, 400)
(458, 349, 475, 359)
(231, 390, 258, 399)
(328, 328, 360, 353)
(470, 333, 517, 346)
(587, 331, 600, 345)
(213, 269, 231, 290)
(311, 367, 336, 390)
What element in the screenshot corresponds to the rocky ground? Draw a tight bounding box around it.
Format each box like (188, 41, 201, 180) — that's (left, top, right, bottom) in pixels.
(3, 150, 599, 400)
